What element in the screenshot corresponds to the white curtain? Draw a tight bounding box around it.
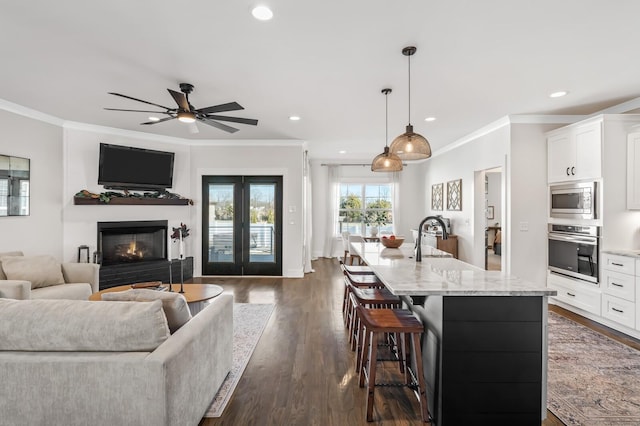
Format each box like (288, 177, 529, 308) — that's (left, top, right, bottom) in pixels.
(322, 165, 339, 258)
(302, 151, 314, 273)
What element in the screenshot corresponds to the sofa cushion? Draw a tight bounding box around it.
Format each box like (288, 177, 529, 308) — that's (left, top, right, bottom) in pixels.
(0, 255, 65, 288)
(0, 298, 170, 351)
(0, 251, 23, 280)
(31, 283, 92, 300)
(101, 289, 192, 333)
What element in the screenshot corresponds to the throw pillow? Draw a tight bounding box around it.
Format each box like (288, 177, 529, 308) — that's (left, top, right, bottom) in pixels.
(0, 251, 23, 280)
(0, 255, 65, 288)
(0, 298, 170, 352)
(101, 289, 192, 333)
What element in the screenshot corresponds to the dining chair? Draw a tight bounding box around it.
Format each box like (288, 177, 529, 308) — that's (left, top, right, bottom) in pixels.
(348, 234, 365, 265)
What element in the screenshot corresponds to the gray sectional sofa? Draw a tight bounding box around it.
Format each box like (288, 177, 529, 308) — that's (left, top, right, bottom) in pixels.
(0, 293, 233, 426)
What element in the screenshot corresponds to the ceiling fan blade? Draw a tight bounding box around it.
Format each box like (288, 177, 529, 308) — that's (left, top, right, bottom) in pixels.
(198, 117, 239, 133)
(188, 121, 199, 134)
(198, 102, 244, 114)
(202, 115, 258, 126)
(141, 116, 176, 125)
(168, 89, 190, 111)
(105, 108, 169, 113)
(108, 92, 172, 110)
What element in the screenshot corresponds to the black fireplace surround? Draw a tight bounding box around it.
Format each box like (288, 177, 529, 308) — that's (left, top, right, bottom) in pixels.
(97, 220, 193, 290)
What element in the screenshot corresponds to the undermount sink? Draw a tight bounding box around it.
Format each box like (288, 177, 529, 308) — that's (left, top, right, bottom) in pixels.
(421, 254, 451, 258)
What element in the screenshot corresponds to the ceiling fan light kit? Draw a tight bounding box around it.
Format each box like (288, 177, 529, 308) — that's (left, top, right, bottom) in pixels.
(105, 83, 258, 134)
(372, 88, 403, 173)
(177, 111, 196, 123)
(389, 46, 432, 161)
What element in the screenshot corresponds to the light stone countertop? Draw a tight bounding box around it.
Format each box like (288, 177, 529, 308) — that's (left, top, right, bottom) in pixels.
(352, 242, 556, 297)
(602, 249, 640, 258)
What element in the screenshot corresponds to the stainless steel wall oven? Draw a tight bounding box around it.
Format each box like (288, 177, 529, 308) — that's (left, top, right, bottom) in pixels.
(548, 224, 600, 284)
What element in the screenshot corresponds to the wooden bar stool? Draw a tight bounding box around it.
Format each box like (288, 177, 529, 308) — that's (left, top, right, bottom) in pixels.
(345, 284, 401, 352)
(340, 262, 376, 275)
(341, 271, 385, 327)
(356, 306, 430, 423)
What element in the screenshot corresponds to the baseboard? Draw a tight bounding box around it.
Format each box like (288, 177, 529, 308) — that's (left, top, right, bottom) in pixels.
(285, 268, 304, 278)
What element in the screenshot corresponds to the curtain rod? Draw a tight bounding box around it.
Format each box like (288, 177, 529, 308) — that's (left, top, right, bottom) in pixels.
(320, 162, 408, 167)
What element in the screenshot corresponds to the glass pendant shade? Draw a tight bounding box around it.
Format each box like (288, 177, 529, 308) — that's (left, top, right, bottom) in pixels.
(371, 87, 403, 173)
(389, 124, 432, 160)
(371, 146, 403, 172)
(390, 46, 432, 161)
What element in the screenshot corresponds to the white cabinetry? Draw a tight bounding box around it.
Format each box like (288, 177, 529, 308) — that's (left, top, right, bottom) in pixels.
(547, 272, 601, 315)
(600, 253, 636, 330)
(627, 132, 640, 209)
(548, 120, 602, 183)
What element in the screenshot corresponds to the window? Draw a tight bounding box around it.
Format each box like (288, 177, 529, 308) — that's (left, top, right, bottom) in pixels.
(338, 183, 393, 235)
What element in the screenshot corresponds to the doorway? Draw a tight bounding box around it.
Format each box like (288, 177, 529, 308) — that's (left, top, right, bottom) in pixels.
(484, 169, 502, 271)
(202, 175, 283, 276)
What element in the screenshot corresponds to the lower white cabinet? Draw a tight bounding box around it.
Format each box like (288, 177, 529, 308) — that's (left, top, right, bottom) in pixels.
(600, 253, 637, 330)
(548, 272, 601, 315)
(602, 293, 635, 329)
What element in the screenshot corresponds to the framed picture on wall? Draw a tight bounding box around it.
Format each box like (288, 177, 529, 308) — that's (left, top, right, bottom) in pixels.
(431, 183, 443, 210)
(487, 205, 494, 220)
(447, 179, 462, 211)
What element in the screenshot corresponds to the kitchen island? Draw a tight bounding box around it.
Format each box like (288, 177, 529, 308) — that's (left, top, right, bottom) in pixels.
(352, 241, 557, 425)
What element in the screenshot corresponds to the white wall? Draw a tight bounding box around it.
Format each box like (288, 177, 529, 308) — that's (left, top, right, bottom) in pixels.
(509, 124, 557, 285)
(422, 125, 509, 267)
(190, 142, 305, 277)
(0, 110, 64, 259)
(62, 127, 192, 263)
(486, 172, 501, 226)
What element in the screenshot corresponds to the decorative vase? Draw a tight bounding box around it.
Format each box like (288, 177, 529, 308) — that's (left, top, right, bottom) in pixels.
(370, 226, 379, 237)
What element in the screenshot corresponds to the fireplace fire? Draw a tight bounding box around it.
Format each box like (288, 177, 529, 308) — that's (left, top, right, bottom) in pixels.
(97, 220, 168, 267)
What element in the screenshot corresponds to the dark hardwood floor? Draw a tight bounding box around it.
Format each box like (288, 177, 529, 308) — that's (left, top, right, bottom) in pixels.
(194, 257, 638, 425)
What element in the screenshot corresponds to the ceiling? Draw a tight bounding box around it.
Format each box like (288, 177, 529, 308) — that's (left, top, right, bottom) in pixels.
(2, 1, 640, 161)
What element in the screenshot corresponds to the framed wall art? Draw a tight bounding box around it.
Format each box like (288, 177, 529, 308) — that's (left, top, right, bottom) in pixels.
(447, 179, 462, 211)
(431, 183, 443, 210)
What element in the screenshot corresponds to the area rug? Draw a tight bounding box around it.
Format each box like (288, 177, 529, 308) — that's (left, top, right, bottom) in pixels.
(547, 311, 640, 425)
(203, 303, 274, 418)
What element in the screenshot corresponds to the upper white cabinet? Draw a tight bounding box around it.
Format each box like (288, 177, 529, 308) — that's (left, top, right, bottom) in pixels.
(627, 132, 640, 209)
(548, 120, 602, 183)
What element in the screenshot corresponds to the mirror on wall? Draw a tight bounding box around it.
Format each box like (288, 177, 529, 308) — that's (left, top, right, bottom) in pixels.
(0, 154, 30, 216)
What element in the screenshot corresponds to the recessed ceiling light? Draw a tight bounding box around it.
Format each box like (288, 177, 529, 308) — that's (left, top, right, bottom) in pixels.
(424, 117, 436, 122)
(148, 116, 160, 122)
(289, 115, 301, 121)
(339, 150, 346, 154)
(252, 5, 273, 20)
(550, 91, 568, 98)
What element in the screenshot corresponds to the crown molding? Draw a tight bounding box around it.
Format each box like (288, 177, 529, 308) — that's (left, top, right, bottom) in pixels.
(431, 114, 589, 158)
(0, 98, 65, 127)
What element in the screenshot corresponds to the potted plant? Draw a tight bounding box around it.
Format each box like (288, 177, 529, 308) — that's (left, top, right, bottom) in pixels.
(365, 212, 389, 237)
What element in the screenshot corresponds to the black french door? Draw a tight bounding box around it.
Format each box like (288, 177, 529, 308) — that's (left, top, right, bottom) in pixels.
(202, 175, 283, 276)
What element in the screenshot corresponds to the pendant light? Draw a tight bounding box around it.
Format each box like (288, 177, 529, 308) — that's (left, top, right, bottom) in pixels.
(371, 88, 403, 172)
(389, 46, 431, 161)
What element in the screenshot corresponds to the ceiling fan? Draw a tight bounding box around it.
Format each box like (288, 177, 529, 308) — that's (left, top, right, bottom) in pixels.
(105, 83, 258, 134)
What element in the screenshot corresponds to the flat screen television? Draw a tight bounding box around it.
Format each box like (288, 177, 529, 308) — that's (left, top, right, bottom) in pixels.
(98, 143, 175, 191)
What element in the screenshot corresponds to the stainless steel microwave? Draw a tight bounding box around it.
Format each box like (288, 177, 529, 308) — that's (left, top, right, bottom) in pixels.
(549, 181, 596, 220)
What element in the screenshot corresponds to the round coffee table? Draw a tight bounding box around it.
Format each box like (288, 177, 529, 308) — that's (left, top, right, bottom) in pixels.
(89, 283, 224, 315)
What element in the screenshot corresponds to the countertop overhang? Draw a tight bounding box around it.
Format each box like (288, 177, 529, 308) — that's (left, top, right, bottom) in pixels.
(352, 242, 557, 297)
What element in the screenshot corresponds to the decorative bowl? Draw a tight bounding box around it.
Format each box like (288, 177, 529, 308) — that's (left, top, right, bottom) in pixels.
(380, 237, 404, 248)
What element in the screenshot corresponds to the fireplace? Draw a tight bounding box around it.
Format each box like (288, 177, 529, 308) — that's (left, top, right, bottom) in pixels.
(97, 220, 167, 267)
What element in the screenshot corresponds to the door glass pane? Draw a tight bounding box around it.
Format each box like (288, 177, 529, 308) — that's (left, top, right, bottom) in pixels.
(249, 183, 275, 263)
(208, 184, 234, 263)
